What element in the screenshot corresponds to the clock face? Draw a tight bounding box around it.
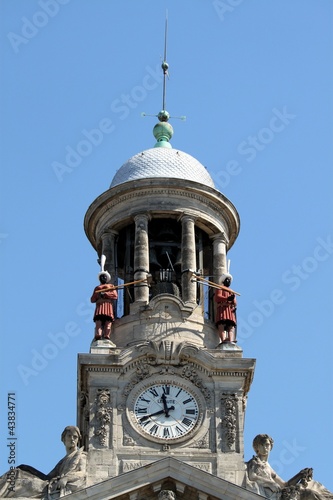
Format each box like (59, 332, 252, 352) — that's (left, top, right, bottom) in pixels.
(132, 383, 200, 441)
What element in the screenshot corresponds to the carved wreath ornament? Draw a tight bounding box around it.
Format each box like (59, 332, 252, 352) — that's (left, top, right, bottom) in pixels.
(94, 389, 112, 446)
(221, 393, 237, 449)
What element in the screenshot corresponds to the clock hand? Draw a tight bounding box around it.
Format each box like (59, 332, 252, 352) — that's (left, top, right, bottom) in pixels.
(161, 393, 168, 415)
(161, 393, 175, 417)
(139, 409, 165, 422)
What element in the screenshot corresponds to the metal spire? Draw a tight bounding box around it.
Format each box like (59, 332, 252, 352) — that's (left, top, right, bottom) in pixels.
(141, 13, 185, 147)
(159, 12, 169, 122)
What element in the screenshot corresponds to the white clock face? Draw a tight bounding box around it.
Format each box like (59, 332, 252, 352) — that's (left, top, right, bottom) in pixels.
(133, 383, 200, 441)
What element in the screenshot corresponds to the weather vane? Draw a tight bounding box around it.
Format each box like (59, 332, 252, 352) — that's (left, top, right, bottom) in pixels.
(142, 11, 186, 124)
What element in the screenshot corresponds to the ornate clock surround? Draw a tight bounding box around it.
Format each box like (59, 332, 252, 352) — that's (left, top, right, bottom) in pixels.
(126, 376, 206, 444)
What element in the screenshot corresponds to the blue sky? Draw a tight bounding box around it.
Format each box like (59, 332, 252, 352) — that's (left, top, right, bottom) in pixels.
(1, 0, 332, 490)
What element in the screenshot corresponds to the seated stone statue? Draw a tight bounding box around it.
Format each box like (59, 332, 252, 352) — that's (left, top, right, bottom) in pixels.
(0, 426, 87, 499)
(243, 434, 333, 500)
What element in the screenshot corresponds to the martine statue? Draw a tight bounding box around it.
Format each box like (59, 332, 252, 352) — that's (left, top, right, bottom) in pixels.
(90, 271, 118, 341)
(0, 426, 87, 499)
(244, 434, 333, 499)
(214, 272, 237, 344)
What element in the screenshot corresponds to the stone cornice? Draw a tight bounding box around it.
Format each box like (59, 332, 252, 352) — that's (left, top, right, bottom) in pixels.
(84, 179, 240, 251)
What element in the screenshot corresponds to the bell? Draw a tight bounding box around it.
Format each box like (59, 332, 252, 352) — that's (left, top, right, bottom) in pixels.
(174, 249, 182, 269)
(157, 225, 177, 241)
(149, 248, 161, 271)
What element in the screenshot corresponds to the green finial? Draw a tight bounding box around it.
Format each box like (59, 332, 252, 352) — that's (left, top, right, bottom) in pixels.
(153, 121, 173, 148)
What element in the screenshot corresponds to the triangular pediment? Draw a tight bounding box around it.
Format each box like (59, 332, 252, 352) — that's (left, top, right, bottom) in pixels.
(67, 457, 263, 500)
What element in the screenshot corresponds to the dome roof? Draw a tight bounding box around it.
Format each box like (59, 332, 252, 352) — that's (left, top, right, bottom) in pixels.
(110, 147, 215, 188)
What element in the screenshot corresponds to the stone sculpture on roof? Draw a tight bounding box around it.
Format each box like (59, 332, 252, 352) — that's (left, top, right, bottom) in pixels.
(0, 426, 86, 499)
(243, 434, 333, 499)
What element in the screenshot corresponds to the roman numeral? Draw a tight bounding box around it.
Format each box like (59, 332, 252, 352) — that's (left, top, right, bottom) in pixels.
(185, 409, 197, 415)
(182, 417, 193, 428)
(137, 407, 148, 414)
(148, 388, 159, 397)
(162, 385, 170, 395)
(183, 398, 193, 405)
(175, 388, 182, 397)
(175, 425, 184, 436)
(139, 397, 150, 403)
(150, 424, 159, 435)
(163, 427, 171, 438)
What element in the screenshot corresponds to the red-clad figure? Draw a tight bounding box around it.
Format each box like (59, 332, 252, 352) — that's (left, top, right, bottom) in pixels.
(91, 271, 118, 340)
(214, 273, 237, 344)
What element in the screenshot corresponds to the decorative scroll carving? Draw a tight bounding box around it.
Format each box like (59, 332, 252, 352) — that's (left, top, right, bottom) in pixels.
(123, 430, 137, 447)
(159, 366, 175, 375)
(221, 393, 238, 449)
(192, 431, 209, 449)
(180, 364, 211, 402)
(136, 340, 199, 366)
(122, 362, 151, 399)
(242, 394, 248, 413)
(136, 340, 174, 364)
(80, 391, 89, 422)
(94, 389, 112, 446)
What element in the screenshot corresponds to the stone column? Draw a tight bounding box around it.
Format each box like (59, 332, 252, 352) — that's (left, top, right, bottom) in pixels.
(181, 215, 196, 304)
(210, 232, 228, 282)
(101, 230, 118, 280)
(133, 214, 150, 304)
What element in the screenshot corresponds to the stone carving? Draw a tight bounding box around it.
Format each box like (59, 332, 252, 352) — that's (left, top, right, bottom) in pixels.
(122, 460, 151, 472)
(123, 362, 151, 398)
(136, 340, 199, 366)
(0, 426, 86, 499)
(94, 389, 112, 446)
(159, 366, 175, 375)
(157, 490, 176, 500)
(192, 431, 209, 449)
(281, 485, 302, 500)
(221, 393, 237, 449)
(180, 365, 211, 402)
(187, 463, 212, 473)
(244, 434, 333, 499)
(79, 391, 88, 418)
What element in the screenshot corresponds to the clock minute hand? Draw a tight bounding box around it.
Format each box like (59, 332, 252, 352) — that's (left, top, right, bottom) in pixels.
(139, 409, 165, 423)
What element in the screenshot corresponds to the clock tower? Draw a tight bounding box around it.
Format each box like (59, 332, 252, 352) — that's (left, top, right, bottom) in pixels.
(78, 98, 256, 493)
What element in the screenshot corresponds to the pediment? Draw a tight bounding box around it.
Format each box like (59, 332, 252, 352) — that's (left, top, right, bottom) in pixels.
(68, 457, 263, 500)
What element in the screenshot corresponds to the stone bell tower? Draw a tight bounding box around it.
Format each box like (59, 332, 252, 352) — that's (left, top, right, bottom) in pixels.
(77, 52, 256, 497)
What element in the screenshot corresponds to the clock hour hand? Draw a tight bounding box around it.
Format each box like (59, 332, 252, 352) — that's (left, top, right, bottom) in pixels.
(161, 393, 175, 417)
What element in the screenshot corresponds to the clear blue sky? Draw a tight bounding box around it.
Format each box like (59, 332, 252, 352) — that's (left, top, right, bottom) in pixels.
(1, 0, 332, 490)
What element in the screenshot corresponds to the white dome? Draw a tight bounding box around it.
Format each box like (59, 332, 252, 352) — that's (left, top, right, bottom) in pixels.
(110, 147, 215, 188)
